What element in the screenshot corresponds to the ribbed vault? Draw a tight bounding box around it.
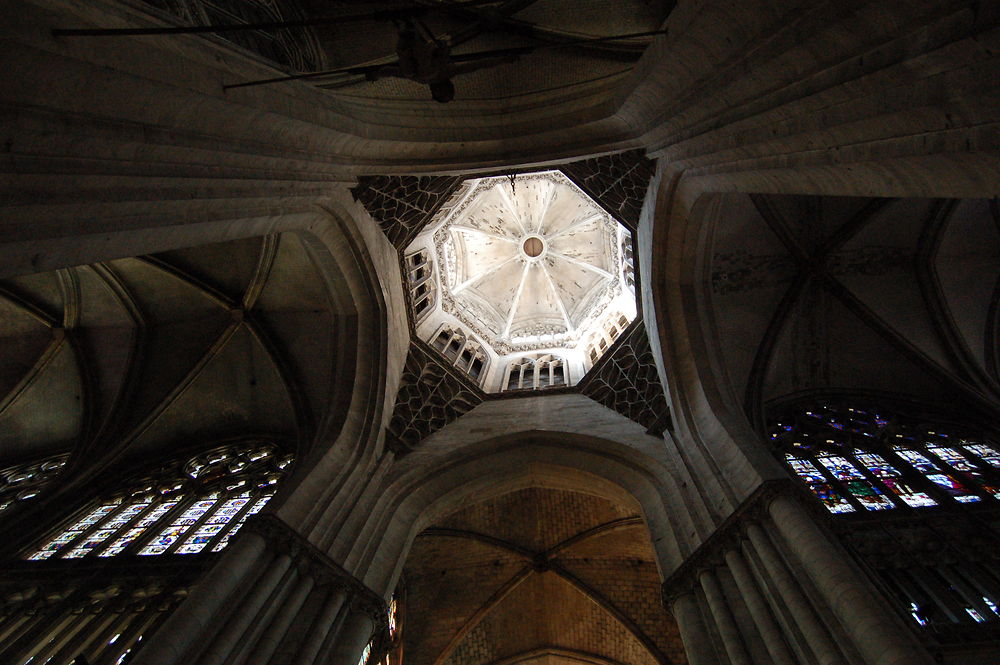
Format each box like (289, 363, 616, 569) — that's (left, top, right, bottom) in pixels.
(706, 195, 1000, 430)
(0, 232, 339, 518)
(401, 487, 686, 665)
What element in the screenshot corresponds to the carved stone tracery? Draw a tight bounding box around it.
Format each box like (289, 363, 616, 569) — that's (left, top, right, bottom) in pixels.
(352, 176, 463, 250)
(385, 343, 484, 452)
(560, 150, 655, 231)
(579, 322, 671, 434)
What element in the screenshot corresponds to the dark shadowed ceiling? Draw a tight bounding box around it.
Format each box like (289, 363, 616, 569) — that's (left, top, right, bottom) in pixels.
(0, 232, 338, 473)
(707, 195, 1000, 429)
(401, 487, 687, 665)
(294, 0, 671, 102)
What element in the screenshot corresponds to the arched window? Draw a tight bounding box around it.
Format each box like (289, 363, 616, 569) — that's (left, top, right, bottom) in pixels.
(769, 402, 1000, 514)
(25, 442, 293, 561)
(585, 312, 630, 368)
(359, 590, 402, 665)
(406, 250, 437, 323)
(768, 401, 1000, 630)
(503, 354, 566, 392)
(0, 453, 68, 513)
(620, 229, 635, 293)
(431, 325, 487, 382)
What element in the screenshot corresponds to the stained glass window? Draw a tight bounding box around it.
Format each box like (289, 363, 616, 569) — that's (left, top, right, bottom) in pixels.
(382, 598, 395, 638)
(768, 401, 1000, 515)
(0, 453, 69, 513)
(785, 454, 855, 513)
(854, 451, 937, 508)
(358, 642, 372, 665)
(963, 442, 1000, 467)
(893, 447, 981, 503)
(24, 442, 293, 560)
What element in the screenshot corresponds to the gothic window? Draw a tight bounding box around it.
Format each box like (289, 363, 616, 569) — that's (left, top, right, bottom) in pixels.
(770, 401, 1000, 631)
(584, 312, 630, 368)
(621, 230, 635, 292)
(0, 453, 68, 513)
(503, 354, 566, 392)
(431, 325, 488, 383)
(359, 591, 402, 665)
(405, 250, 438, 323)
(358, 642, 373, 665)
(24, 442, 293, 561)
(768, 402, 1000, 514)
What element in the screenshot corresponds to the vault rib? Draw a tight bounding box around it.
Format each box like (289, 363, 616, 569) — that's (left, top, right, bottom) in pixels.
(549, 251, 613, 280)
(541, 262, 574, 333)
(503, 263, 531, 337)
(453, 254, 519, 295)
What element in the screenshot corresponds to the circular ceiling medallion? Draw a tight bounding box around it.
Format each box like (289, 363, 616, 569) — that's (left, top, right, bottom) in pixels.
(522, 236, 544, 258)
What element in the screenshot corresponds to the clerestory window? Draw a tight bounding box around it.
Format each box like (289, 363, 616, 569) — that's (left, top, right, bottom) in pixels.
(503, 354, 566, 392)
(768, 400, 1000, 630)
(769, 403, 1000, 514)
(24, 442, 293, 561)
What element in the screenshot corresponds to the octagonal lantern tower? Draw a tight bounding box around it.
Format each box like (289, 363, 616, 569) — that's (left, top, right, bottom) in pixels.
(404, 170, 637, 393)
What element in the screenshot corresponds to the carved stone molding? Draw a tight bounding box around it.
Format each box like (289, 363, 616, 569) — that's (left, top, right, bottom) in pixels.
(578, 322, 671, 435)
(243, 514, 389, 630)
(560, 150, 655, 231)
(386, 343, 484, 453)
(659, 479, 802, 607)
(352, 176, 463, 250)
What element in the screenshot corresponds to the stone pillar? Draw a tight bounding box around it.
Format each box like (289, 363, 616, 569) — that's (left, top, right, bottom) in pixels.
(327, 604, 377, 665)
(130, 515, 389, 665)
(699, 568, 752, 665)
(668, 591, 716, 665)
(744, 522, 843, 665)
(661, 482, 939, 665)
(724, 548, 796, 665)
(769, 494, 934, 665)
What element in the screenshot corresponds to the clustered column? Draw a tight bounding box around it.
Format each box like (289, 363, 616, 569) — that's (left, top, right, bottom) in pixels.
(663, 488, 935, 665)
(131, 515, 387, 665)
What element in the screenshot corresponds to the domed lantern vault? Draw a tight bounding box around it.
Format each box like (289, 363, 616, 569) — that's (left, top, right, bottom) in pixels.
(404, 170, 637, 393)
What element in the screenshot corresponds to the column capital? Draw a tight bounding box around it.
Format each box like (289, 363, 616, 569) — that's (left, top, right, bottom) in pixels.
(660, 478, 806, 606)
(243, 514, 389, 633)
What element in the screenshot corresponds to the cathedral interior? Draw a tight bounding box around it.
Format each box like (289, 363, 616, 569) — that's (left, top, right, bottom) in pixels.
(1, 0, 1000, 664)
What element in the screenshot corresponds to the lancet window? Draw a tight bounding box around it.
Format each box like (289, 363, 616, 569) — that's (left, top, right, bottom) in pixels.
(431, 325, 487, 381)
(0, 453, 68, 513)
(503, 354, 567, 392)
(406, 250, 437, 322)
(586, 313, 630, 365)
(24, 442, 293, 561)
(621, 230, 635, 292)
(769, 402, 1000, 514)
(769, 401, 1000, 631)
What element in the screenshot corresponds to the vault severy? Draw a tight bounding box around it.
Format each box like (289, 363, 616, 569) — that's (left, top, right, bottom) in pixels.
(406, 170, 636, 393)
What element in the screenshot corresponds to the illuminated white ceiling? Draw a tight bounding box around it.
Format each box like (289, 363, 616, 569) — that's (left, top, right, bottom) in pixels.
(432, 171, 623, 353)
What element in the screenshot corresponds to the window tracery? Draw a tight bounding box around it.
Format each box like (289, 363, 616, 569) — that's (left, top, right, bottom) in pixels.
(406, 250, 437, 323)
(503, 354, 567, 392)
(769, 401, 1000, 631)
(25, 442, 293, 561)
(0, 453, 68, 513)
(769, 402, 1000, 513)
(431, 325, 487, 382)
(585, 313, 630, 366)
